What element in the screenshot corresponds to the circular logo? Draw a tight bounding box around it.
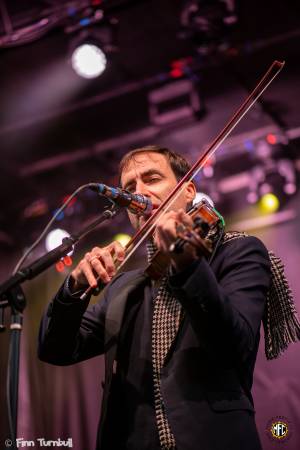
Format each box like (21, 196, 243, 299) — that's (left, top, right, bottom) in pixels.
(271, 421, 288, 439)
(265, 416, 292, 443)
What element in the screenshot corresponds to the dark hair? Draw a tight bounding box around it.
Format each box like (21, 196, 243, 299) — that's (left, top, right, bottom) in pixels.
(118, 145, 191, 185)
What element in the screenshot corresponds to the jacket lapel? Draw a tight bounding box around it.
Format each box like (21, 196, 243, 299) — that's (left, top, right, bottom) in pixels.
(104, 271, 148, 379)
(99, 271, 148, 440)
(104, 271, 148, 350)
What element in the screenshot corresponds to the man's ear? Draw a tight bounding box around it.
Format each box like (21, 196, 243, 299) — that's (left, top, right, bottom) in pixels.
(184, 181, 196, 204)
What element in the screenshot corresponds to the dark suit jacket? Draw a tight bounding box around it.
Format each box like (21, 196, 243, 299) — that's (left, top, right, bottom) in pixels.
(38, 235, 271, 450)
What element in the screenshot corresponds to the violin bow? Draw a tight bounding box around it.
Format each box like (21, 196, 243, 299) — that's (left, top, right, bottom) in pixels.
(81, 60, 284, 299)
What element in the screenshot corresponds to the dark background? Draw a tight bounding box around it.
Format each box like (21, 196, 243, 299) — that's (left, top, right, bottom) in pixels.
(1, 1, 300, 449)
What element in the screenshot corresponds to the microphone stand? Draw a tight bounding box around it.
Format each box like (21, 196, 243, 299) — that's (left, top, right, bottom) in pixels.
(0, 203, 121, 450)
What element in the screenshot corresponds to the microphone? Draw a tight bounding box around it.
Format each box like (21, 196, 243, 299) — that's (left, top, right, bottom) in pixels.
(89, 183, 153, 215)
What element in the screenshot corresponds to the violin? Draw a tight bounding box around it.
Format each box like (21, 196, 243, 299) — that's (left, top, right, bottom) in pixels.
(145, 199, 225, 280)
(79, 60, 284, 300)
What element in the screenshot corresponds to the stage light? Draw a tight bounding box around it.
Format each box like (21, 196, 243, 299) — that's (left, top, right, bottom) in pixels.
(203, 164, 214, 178)
(55, 255, 73, 274)
(247, 159, 297, 208)
(45, 228, 73, 255)
(277, 159, 297, 195)
(194, 192, 214, 207)
(256, 140, 272, 159)
(244, 139, 255, 152)
(284, 183, 296, 195)
(179, 0, 238, 56)
(55, 261, 65, 273)
(247, 191, 258, 204)
(71, 43, 107, 79)
(258, 193, 280, 213)
(68, 14, 118, 79)
(114, 233, 131, 247)
(266, 133, 277, 145)
(53, 208, 64, 221)
(148, 79, 203, 126)
(23, 199, 48, 218)
(202, 156, 216, 179)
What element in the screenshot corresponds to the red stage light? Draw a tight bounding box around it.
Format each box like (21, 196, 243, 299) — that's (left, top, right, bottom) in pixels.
(266, 134, 277, 145)
(170, 68, 183, 78)
(62, 195, 77, 208)
(63, 256, 73, 267)
(55, 261, 65, 272)
(172, 59, 184, 69)
(203, 155, 215, 167)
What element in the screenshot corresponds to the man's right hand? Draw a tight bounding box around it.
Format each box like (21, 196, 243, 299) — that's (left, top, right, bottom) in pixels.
(70, 241, 125, 291)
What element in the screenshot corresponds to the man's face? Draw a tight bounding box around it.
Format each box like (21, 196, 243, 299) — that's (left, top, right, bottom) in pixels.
(120, 151, 195, 229)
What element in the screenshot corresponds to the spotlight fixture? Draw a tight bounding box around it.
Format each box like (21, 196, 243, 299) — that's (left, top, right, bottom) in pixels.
(179, 0, 238, 55)
(247, 159, 297, 208)
(71, 42, 107, 79)
(258, 193, 280, 214)
(45, 228, 73, 255)
(148, 79, 203, 126)
(68, 11, 118, 79)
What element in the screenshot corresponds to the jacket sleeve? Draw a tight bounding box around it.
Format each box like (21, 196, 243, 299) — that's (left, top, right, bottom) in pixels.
(38, 281, 109, 366)
(168, 236, 271, 364)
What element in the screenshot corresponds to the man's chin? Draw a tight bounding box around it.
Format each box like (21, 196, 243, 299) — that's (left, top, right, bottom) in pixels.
(135, 215, 149, 230)
(138, 207, 159, 227)
(131, 207, 158, 229)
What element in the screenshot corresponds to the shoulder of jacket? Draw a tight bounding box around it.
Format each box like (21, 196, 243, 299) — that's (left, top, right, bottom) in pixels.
(219, 231, 269, 257)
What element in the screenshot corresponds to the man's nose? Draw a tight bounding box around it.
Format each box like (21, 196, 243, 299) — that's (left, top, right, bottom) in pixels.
(135, 180, 150, 196)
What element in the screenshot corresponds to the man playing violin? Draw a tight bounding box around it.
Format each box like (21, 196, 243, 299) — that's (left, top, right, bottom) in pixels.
(38, 145, 271, 450)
